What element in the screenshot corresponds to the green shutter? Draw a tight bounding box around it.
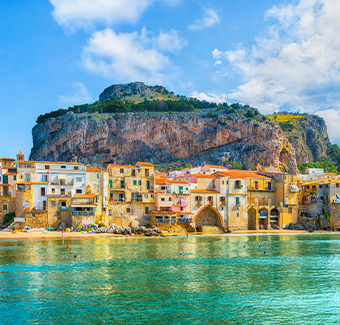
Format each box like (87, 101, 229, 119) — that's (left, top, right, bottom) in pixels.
(109, 180, 113, 188)
(179, 186, 183, 194)
(236, 197, 240, 205)
(3, 175, 8, 184)
(14, 175, 16, 181)
(133, 180, 137, 186)
(146, 180, 150, 190)
(120, 180, 125, 188)
(138, 180, 141, 185)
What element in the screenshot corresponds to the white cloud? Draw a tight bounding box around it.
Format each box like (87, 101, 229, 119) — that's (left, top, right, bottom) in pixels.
(188, 8, 220, 31)
(191, 90, 227, 104)
(59, 82, 93, 106)
(317, 108, 340, 144)
(81, 28, 175, 84)
(214, 0, 340, 116)
(152, 30, 187, 53)
(50, 0, 152, 32)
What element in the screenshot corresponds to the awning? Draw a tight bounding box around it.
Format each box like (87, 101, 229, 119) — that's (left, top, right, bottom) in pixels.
(57, 175, 67, 180)
(71, 204, 96, 208)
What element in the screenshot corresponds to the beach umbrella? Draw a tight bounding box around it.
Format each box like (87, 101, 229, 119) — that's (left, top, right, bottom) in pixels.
(90, 225, 97, 228)
(46, 226, 53, 230)
(12, 225, 17, 228)
(23, 226, 31, 229)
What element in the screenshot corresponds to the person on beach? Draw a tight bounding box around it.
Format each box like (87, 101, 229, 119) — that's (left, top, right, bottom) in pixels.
(61, 230, 64, 238)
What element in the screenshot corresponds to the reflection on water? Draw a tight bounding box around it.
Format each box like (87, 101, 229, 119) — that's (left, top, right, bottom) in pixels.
(1, 234, 340, 324)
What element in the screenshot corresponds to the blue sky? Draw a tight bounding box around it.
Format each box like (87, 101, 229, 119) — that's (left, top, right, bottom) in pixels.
(1, 0, 340, 160)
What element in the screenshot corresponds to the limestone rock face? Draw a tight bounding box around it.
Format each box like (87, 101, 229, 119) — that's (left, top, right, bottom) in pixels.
(30, 112, 301, 172)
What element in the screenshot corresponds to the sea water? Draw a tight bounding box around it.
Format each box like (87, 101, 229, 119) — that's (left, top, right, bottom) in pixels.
(0, 234, 340, 324)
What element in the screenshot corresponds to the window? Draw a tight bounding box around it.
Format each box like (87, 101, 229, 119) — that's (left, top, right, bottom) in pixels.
(220, 197, 225, 203)
(74, 166, 79, 170)
(337, 183, 340, 188)
(109, 180, 113, 188)
(52, 188, 55, 194)
(236, 213, 239, 217)
(25, 174, 30, 182)
(291, 176, 294, 182)
(76, 189, 82, 194)
(180, 207, 183, 211)
(284, 176, 287, 180)
(146, 180, 151, 190)
(222, 181, 224, 185)
(76, 177, 82, 183)
(109, 210, 112, 216)
(51, 201, 56, 207)
(291, 198, 294, 204)
(43, 201, 47, 210)
(236, 197, 240, 205)
(131, 169, 136, 176)
(144, 194, 148, 198)
(288, 207, 292, 214)
(61, 165, 66, 169)
(110, 192, 113, 201)
(207, 196, 213, 202)
(3, 204, 7, 211)
(17, 184, 25, 191)
(45, 165, 50, 169)
(120, 180, 125, 188)
(41, 187, 46, 196)
(285, 197, 288, 205)
(138, 169, 141, 173)
(255, 181, 258, 190)
(120, 168, 124, 174)
(42, 175, 47, 182)
(96, 173, 99, 179)
(133, 180, 137, 186)
(127, 208, 131, 213)
(195, 196, 202, 202)
(145, 207, 149, 214)
(60, 188, 65, 195)
(138, 180, 141, 186)
(32, 213, 35, 218)
(161, 197, 165, 202)
(235, 180, 241, 189)
(267, 182, 272, 190)
(145, 169, 149, 177)
(151, 194, 154, 198)
(169, 197, 172, 201)
(14, 175, 16, 181)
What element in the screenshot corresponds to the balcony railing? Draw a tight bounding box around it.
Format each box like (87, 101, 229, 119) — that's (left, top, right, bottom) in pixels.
(72, 211, 95, 216)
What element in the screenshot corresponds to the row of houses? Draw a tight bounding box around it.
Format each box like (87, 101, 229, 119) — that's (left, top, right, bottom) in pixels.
(1, 151, 339, 231)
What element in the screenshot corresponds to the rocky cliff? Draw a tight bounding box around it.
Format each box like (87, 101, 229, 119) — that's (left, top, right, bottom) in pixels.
(30, 112, 299, 172)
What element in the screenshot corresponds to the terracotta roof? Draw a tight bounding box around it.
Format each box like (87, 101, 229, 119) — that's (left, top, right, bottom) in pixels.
(193, 173, 218, 178)
(203, 165, 228, 169)
(107, 164, 131, 169)
(1, 166, 17, 169)
(136, 162, 153, 166)
(0, 157, 15, 161)
(86, 167, 101, 172)
(73, 193, 95, 198)
(214, 171, 271, 179)
(155, 179, 167, 185)
(191, 189, 219, 193)
(166, 180, 190, 185)
(34, 161, 84, 165)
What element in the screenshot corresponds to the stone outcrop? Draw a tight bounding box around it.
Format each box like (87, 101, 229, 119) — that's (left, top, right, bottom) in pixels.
(30, 111, 300, 172)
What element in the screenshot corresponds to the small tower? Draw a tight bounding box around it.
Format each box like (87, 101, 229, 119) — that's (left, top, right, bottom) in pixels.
(256, 163, 262, 171)
(17, 150, 25, 162)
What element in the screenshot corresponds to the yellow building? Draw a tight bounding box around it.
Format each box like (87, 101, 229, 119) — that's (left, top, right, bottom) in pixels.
(107, 162, 156, 226)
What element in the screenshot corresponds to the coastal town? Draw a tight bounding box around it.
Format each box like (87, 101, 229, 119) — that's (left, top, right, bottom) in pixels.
(0, 150, 339, 233)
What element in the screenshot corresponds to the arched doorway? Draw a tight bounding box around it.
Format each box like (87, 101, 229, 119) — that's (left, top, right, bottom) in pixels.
(270, 208, 280, 227)
(195, 206, 223, 228)
(248, 208, 257, 230)
(258, 208, 268, 229)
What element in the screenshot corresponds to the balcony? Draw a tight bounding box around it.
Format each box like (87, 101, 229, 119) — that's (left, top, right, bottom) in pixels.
(72, 211, 95, 216)
(248, 186, 274, 192)
(208, 201, 214, 205)
(60, 206, 67, 211)
(177, 217, 193, 223)
(109, 198, 126, 203)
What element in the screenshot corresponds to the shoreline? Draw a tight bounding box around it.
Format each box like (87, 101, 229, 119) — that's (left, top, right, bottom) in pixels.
(0, 229, 338, 240)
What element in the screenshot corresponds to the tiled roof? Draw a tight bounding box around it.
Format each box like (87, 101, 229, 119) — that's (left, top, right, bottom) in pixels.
(73, 193, 95, 198)
(107, 164, 131, 169)
(193, 173, 218, 178)
(166, 180, 190, 185)
(214, 171, 271, 179)
(86, 167, 101, 172)
(0, 157, 15, 161)
(136, 161, 153, 166)
(191, 189, 219, 193)
(155, 179, 167, 185)
(203, 165, 228, 169)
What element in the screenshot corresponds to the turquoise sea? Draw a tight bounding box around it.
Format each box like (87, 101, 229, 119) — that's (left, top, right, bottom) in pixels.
(1, 234, 340, 324)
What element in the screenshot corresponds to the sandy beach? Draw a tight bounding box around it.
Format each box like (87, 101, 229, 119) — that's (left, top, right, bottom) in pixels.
(0, 229, 333, 240)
